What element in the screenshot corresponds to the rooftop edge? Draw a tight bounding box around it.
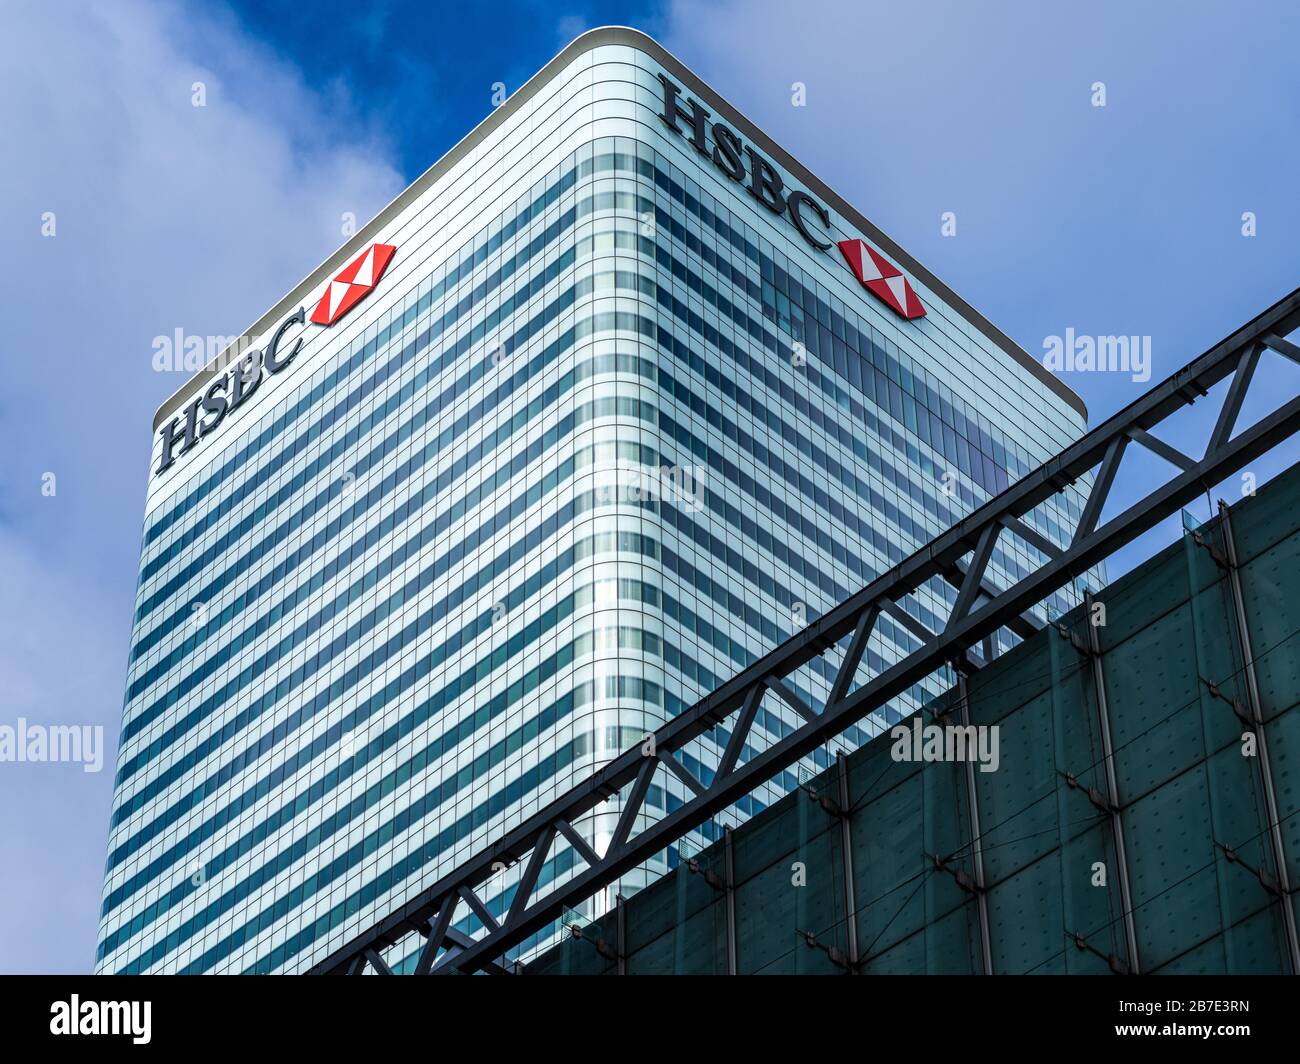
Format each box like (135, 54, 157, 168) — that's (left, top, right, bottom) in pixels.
(151, 24, 1088, 432)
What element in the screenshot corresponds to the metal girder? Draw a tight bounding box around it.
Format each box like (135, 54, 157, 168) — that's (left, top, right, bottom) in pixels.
(310, 286, 1300, 976)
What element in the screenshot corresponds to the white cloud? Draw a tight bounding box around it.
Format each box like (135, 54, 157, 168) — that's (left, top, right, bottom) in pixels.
(0, 0, 404, 972)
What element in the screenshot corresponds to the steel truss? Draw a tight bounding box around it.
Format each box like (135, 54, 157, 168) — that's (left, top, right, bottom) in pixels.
(311, 287, 1300, 975)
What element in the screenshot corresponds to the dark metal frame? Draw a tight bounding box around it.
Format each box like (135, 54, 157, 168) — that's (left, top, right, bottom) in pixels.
(1217, 501, 1300, 972)
(311, 287, 1300, 975)
(1080, 589, 1140, 973)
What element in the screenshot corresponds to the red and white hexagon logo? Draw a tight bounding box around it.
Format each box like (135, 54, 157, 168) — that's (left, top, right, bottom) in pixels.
(310, 243, 396, 326)
(837, 239, 925, 320)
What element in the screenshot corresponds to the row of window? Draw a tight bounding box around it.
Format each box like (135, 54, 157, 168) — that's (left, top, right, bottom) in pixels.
(141, 144, 1062, 581)
(106, 577, 836, 972)
(116, 329, 1011, 803)
(129, 259, 1055, 709)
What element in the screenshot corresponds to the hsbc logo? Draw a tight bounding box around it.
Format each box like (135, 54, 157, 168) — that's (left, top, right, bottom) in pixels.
(311, 242, 396, 325)
(837, 239, 925, 319)
(656, 74, 924, 322)
(155, 242, 396, 476)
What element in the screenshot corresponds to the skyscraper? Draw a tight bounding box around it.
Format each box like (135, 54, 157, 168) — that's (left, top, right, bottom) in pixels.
(96, 27, 1089, 973)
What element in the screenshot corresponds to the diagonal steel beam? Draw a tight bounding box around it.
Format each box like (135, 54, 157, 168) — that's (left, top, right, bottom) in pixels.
(947, 523, 1000, 629)
(1264, 332, 1300, 365)
(659, 751, 707, 797)
(554, 817, 601, 867)
(1208, 343, 1262, 455)
(827, 605, 878, 708)
(764, 675, 817, 723)
(998, 512, 1063, 561)
(941, 565, 1041, 641)
(1073, 435, 1126, 545)
(504, 825, 556, 930)
(412, 900, 454, 976)
(363, 948, 392, 975)
(715, 683, 764, 779)
(607, 758, 655, 857)
(1127, 427, 1196, 472)
(457, 884, 499, 933)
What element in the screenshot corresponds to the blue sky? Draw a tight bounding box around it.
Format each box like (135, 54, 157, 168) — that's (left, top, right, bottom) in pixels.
(2, 0, 1298, 972)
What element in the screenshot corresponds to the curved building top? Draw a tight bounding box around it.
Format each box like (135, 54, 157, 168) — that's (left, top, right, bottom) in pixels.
(151, 26, 1085, 438)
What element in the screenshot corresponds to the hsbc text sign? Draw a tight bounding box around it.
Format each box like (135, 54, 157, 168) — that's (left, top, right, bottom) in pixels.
(655, 74, 925, 321)
(155, 243, 395, 476)
(155, 78, 925, 478)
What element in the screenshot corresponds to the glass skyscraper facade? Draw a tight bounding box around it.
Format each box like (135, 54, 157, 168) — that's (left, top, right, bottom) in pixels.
(96, 28, 1090, 973)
